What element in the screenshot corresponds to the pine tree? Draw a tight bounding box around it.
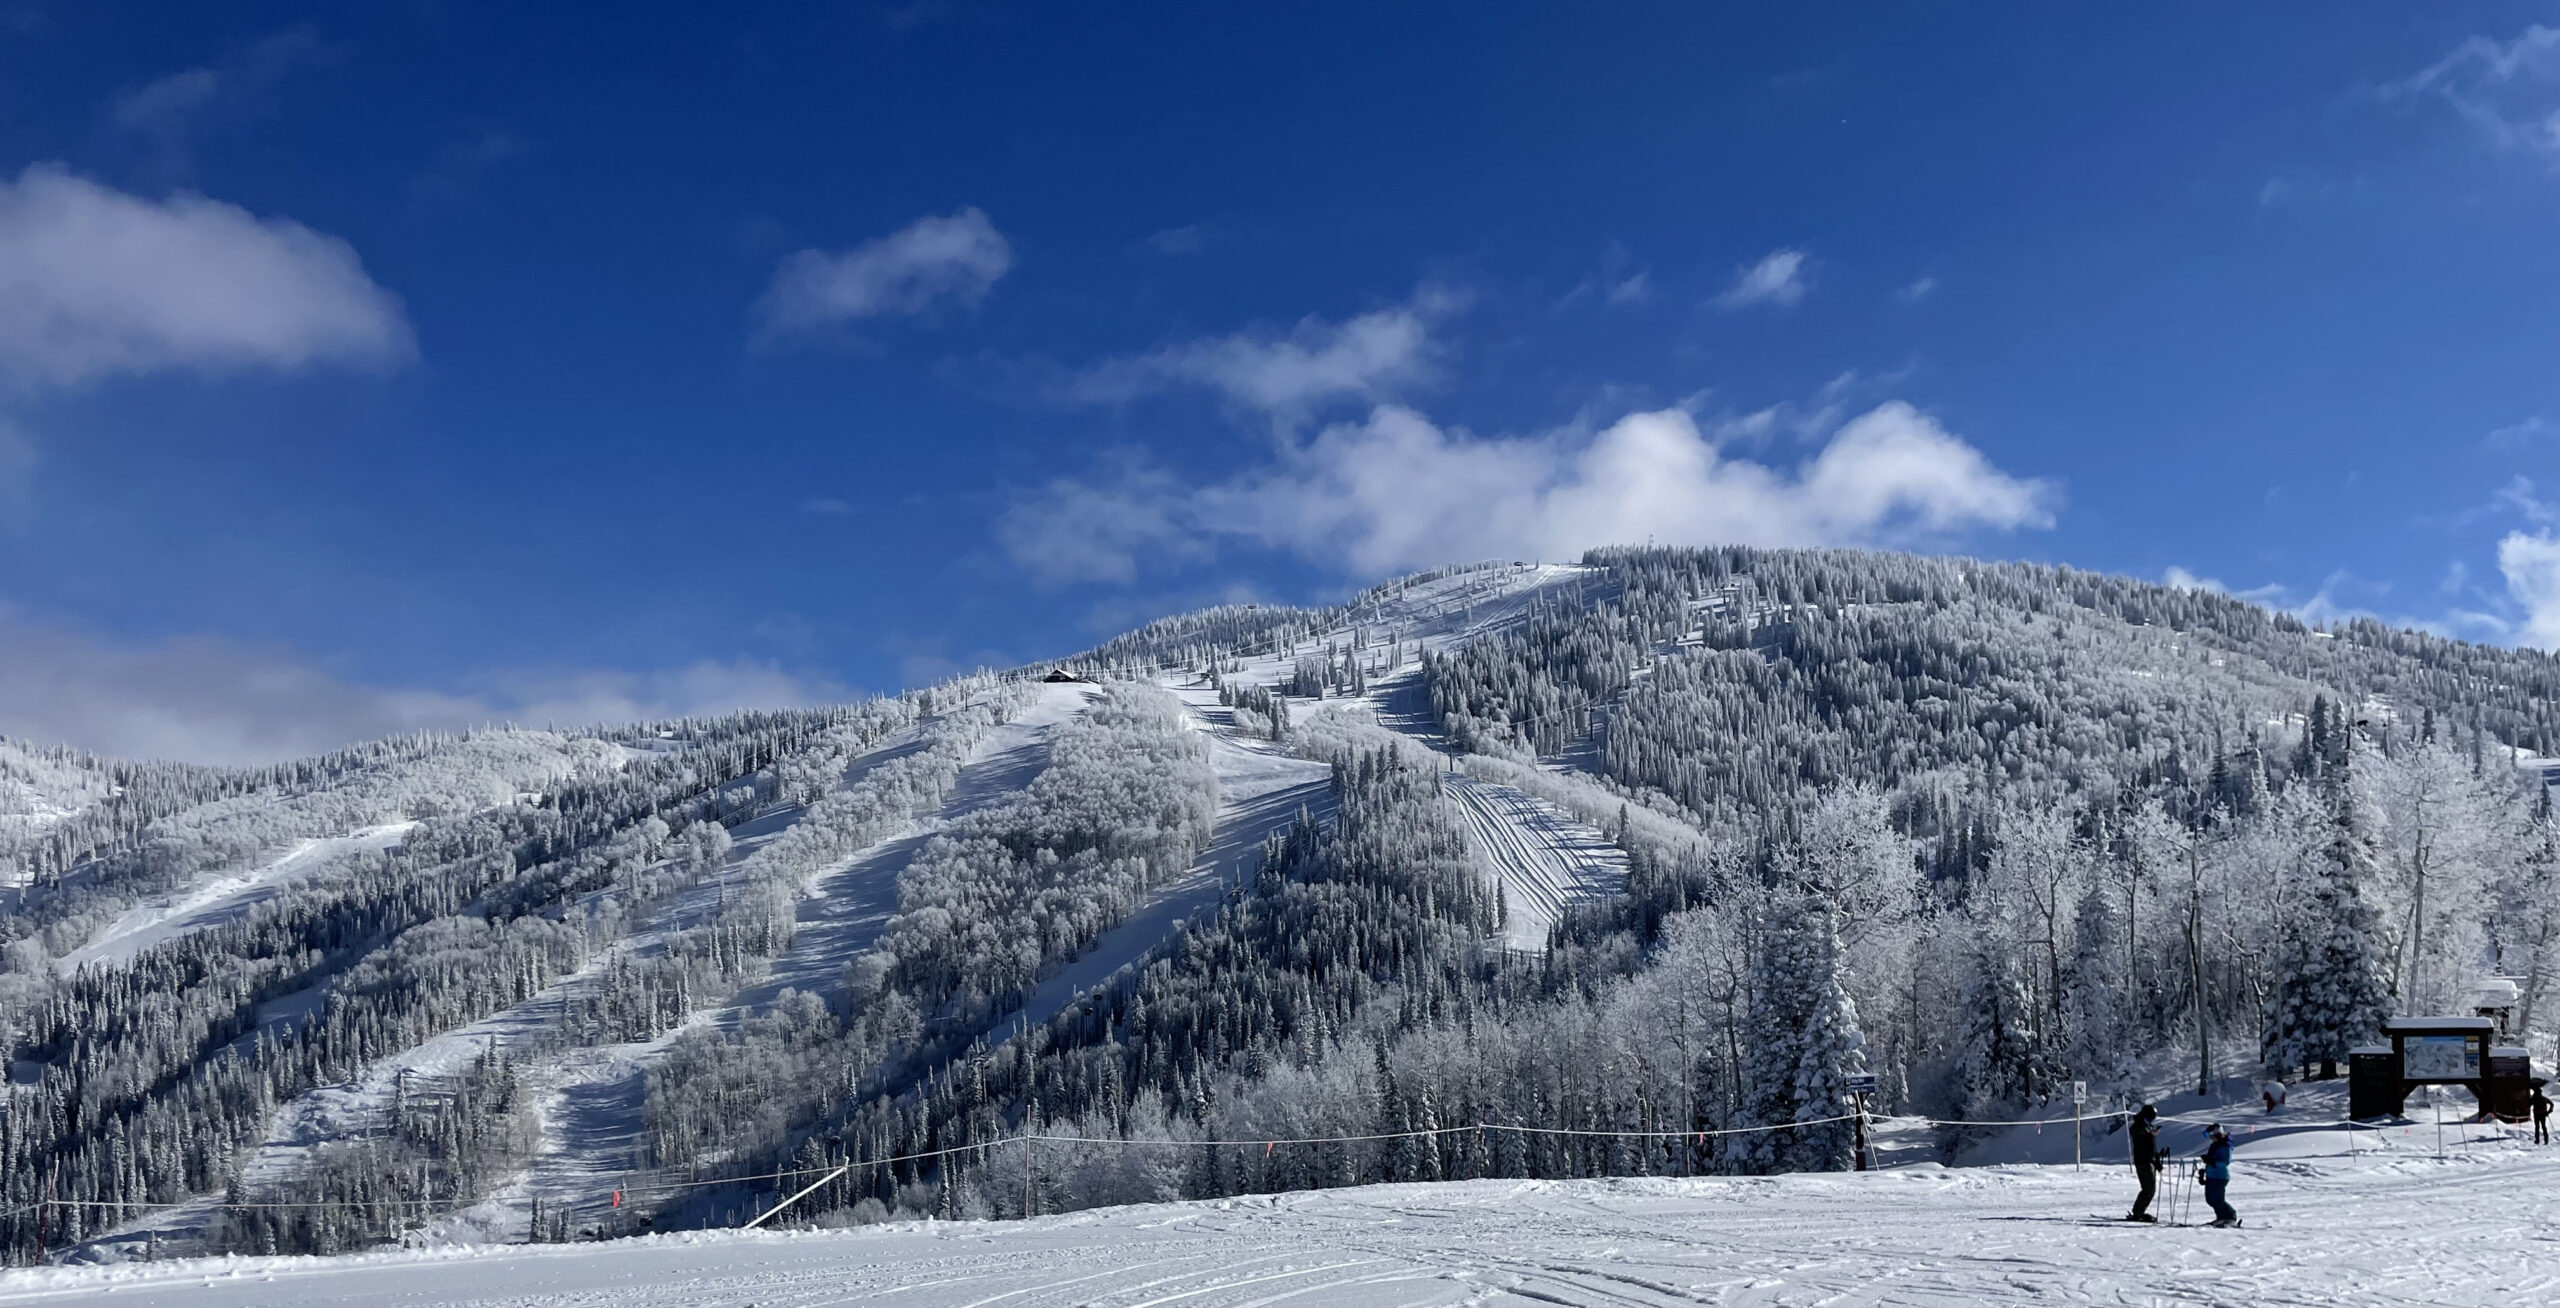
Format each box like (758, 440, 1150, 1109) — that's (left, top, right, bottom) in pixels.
(1741, 890, 1864, 1173)
(2269, 778, 2391, 1078)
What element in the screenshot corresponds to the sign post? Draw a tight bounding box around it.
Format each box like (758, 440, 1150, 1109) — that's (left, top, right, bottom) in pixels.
(2071, 1081, 2087, 1169)
(1847, 1072, 1879, 1172)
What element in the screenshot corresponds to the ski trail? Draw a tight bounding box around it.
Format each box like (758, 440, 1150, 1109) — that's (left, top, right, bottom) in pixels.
(1442, 773, 1627, 950)
(86, 713, 980, 1256)
(995, 712, 1331, 1047)
(57, 822, 419, 974)
(497, 684, 1099, 1233)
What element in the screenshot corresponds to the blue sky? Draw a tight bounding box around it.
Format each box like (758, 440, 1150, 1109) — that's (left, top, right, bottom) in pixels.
(1, 3, 2555, 763)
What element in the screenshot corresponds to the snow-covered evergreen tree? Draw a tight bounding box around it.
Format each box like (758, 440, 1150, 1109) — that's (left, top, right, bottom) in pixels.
(2268, 772, 2391, 1078)
(1742, 889, 1865, 1173)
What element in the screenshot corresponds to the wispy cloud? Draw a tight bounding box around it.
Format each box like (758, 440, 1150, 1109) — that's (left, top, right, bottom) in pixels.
(0, 604, 851, 764)
(1065, 285, 1461, 424)
(1715, 248, 1810, 309)
(1557, 243, 1652, 309)
(1139, 219, 1225, 257)
(1002, 397, 2054, 584)
(2486, 415, 2552, 450)
(0, 164, 414, 391)
(108, 27, 337, 160)
(1895, 276, 1937, 304)
(2391, 23, 2560, 163)
(755, 207, 1011, 337)
(798, 497, 854, 516)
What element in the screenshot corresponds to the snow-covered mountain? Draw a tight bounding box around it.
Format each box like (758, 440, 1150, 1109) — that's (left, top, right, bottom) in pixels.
(2, 548, 2554, 1271)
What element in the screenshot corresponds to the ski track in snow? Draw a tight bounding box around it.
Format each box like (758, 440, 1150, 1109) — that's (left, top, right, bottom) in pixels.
(55, 822, 420, 975)
(1176, 563, 1633, 951)
(1443, 773, 1628, 951)
(17, 1135, 2556, 1307)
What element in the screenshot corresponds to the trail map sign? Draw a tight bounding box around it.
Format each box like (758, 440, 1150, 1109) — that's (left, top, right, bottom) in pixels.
(2401, 1034, 2478, 1081)
(1846, 1073, 1877, 1096)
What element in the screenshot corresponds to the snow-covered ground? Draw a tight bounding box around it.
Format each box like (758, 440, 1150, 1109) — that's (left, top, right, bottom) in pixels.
(1177, 563, 1604, 698)
(1443, 773, 1627, 950)
(13, 1129, 2551, 1307)
(55, 821, 417, 973)
(1139, 564, 1635, 952)
(0, 741, 117, 885)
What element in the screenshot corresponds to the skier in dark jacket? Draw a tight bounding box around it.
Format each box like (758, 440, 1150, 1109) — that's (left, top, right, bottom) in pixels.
(2199, 1123, 2239, 1227)
(2125, 1104, 2165, 1221)
(2533, 1083, 2552, 1145)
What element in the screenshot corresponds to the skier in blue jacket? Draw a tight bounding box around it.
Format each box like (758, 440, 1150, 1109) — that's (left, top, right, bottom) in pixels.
(2198, 1123, 2239, 1227)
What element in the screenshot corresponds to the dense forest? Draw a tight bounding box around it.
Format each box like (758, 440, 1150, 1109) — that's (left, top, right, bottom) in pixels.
(2, 547, 2555, 1259)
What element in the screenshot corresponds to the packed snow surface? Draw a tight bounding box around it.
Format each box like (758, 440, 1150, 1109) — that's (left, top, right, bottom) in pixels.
(1444, 773, 1627, 950)
(10, 1141, 2551, 1307)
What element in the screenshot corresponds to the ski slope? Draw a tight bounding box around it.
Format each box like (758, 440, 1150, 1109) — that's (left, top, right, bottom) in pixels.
(11, 1137, 2550, 1306)
(55, 821, 417, 973)
(487, 683, 1099, 1237)
(1443, 773, 1627, 950)
(997, 706, 1332, 1046)
(1140, 563, 1635, 951)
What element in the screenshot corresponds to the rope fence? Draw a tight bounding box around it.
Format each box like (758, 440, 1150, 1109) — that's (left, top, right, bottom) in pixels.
(37, 1102, 2525, 1237)
(13, 1105, 2155, 1224)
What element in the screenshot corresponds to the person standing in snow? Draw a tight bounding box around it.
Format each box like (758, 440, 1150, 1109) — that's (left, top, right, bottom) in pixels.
(2125, 1104, 2166, 1222)
(2198, 1123, 2239, 1228)
(2533, 1083, 2552, 1145)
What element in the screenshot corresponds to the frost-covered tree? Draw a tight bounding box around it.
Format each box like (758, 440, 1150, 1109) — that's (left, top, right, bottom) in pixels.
(2268, 774, 2391, 1078)
(1742, 889, 1865, 1173)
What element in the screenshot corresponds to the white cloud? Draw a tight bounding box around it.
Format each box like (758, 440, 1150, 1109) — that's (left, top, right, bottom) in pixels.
(999, 462, 1210, 585)
(2395, 24, 2560, 162)
(2496, 475, 2558, 525)
(1002, 399, 2054, 583)
(1556, 243, 1650, 311)
(111, 68, 221, 134)
(2501, 531, 2560, 649)
(1140, 220, 1223, 257)
(0, 605, 849, 765)
(1716, 248, 1809, 309)
(1896, 276, 1937, 304)
(0, 164, 415, 390)
(108, 28, 333, 148)
(2487, 415, 2553, 450)
(2162, 566, 2226, 593)
(755, 208, 1011, 335)
(1067, 287, 1458, 421)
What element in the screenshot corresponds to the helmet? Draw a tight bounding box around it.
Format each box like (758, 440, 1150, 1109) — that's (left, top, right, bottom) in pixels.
(2207, 1122, 2227, 1136)
(2136, 1104, 2156, 1119)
